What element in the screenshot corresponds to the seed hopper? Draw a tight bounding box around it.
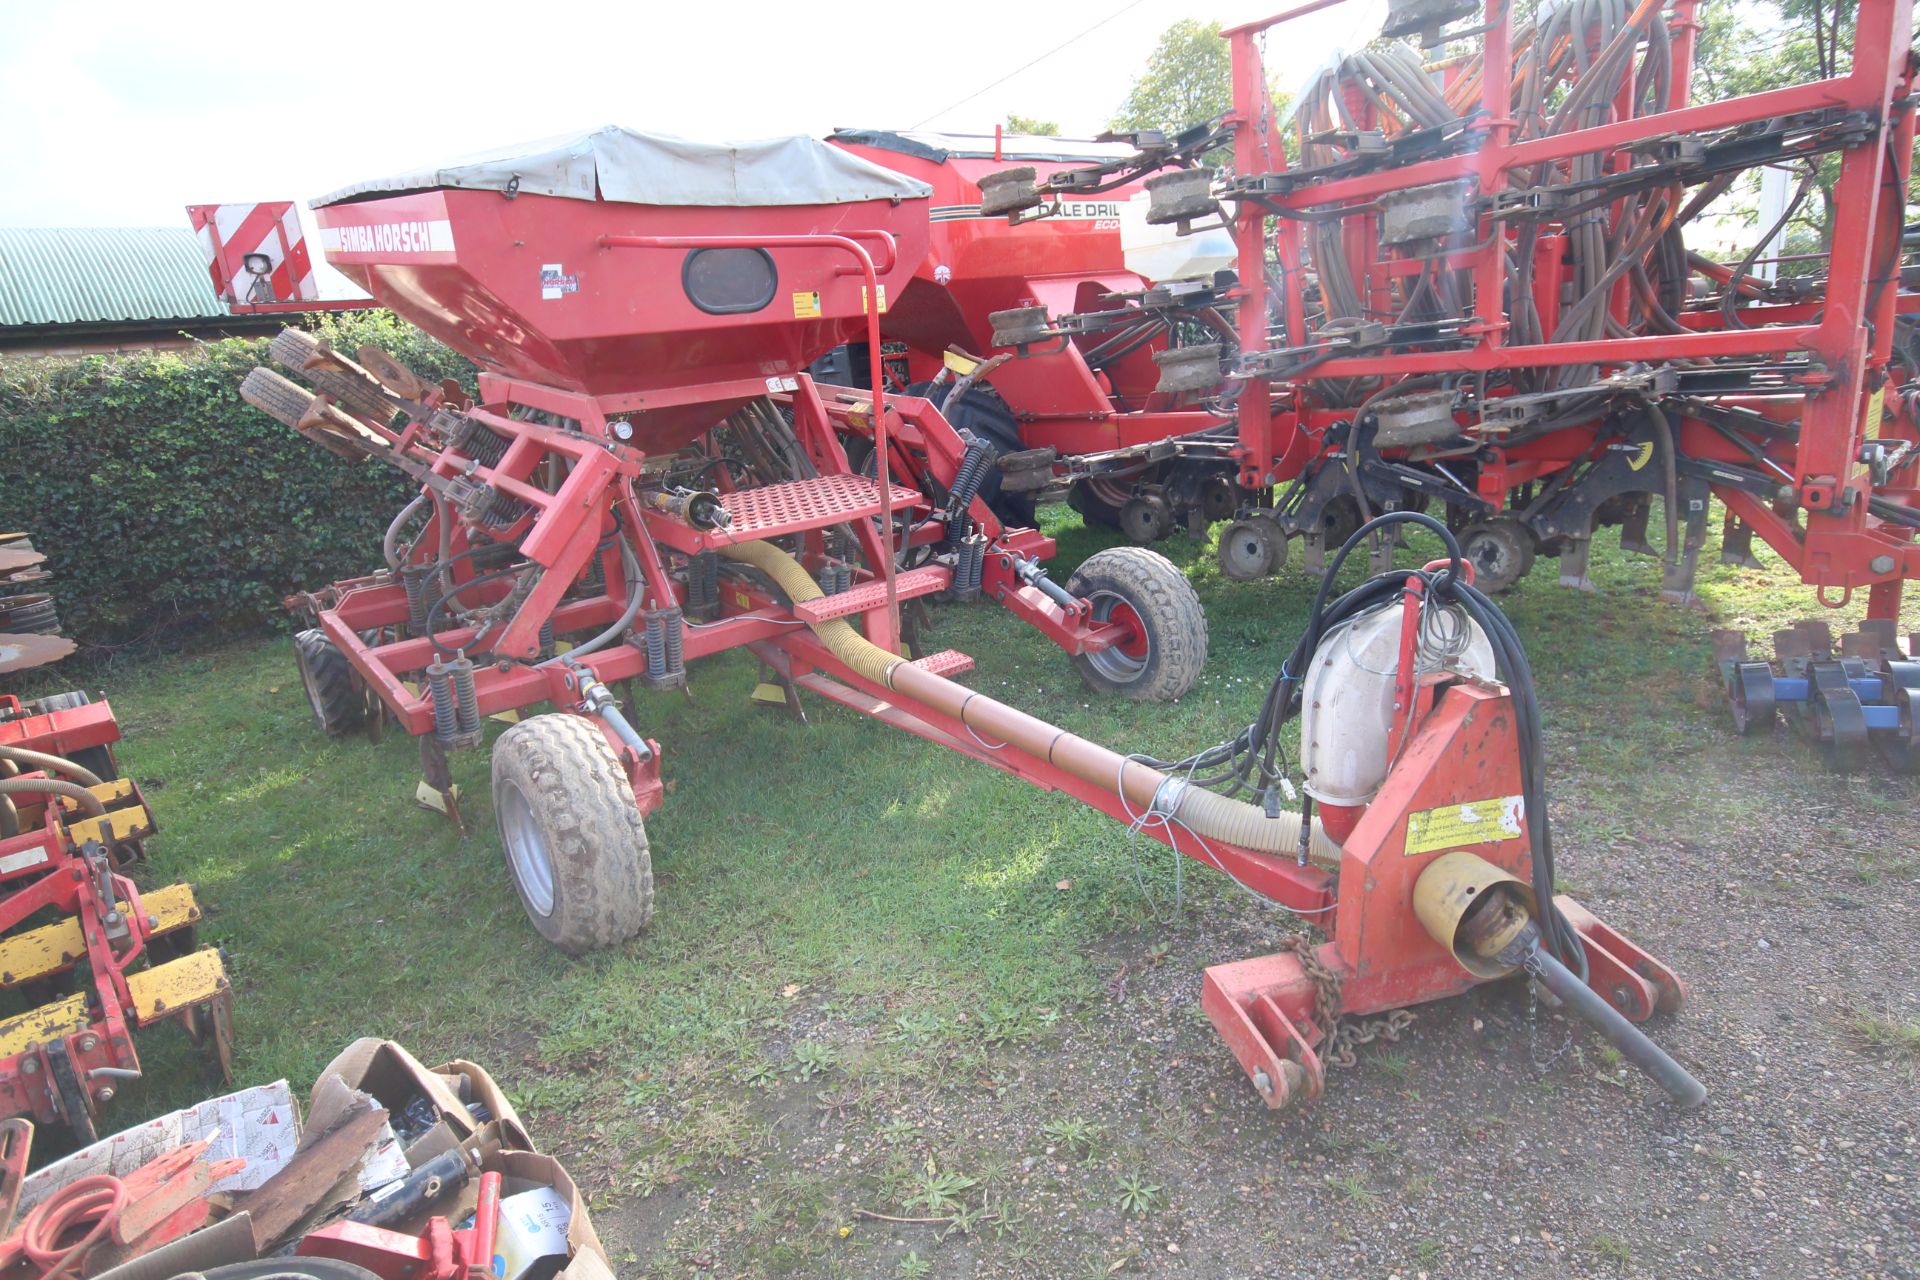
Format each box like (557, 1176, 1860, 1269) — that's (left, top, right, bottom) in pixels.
(236, 129, 1702, 1111)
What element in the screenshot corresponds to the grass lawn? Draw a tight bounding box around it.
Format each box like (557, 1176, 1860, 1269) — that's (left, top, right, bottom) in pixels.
(32, 502, 1919, 1275)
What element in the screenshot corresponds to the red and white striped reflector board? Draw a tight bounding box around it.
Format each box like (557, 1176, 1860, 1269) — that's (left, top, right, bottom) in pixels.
(185, 202, 318, 308)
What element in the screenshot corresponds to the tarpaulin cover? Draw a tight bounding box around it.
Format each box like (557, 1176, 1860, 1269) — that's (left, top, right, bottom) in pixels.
(313, 126, 931, 208)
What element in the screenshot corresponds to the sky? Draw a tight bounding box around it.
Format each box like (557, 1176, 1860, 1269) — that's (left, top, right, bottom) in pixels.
(0, 0, 1386, 233)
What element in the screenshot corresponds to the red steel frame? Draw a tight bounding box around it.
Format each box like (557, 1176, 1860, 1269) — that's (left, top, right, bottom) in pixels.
(0, 698, 231, 1131)
(1220, 0, 1919, 611)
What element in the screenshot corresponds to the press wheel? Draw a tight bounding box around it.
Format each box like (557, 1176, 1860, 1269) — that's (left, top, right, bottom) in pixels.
(1727, 663, 1776, 736)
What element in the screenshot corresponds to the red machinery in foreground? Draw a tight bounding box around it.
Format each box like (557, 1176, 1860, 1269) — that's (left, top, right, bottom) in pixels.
(0, 692, 233, 1140)
(227, 128, 1702, 1111)
(970, 0, 1920, 703)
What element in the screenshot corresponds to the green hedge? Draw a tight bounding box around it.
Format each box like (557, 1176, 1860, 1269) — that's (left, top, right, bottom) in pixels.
(0, 312, 473, 646)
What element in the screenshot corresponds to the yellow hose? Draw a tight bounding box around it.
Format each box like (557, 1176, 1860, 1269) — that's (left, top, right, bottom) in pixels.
(718, 540, 1341, 867)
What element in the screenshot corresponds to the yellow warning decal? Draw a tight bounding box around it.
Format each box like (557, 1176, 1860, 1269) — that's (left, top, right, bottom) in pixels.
(1866, 387, 1884, 440)
(1404, 794, 1525, 855)
(943, 350, 980, 376)
(793, 291, 822, 319)
(861, 284, 888, 314)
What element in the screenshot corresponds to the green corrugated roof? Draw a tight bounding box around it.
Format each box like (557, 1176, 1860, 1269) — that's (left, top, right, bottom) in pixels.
(0, 227, 228, 328)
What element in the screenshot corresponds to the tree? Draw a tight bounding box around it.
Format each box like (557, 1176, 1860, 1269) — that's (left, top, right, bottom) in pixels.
(1109, 19, 1234, 135)
(1004, 113, 1061, 135)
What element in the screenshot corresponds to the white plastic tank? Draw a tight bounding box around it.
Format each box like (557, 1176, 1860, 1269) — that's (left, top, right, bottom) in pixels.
(1299, 600, 1496, 809)
(1119, 191, 1237, 283)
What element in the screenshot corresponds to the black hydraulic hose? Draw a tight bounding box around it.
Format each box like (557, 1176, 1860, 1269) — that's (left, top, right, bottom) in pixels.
(1520, 939, 1706, 1107)
(1645, 403, 1681, 568)
(426, 567, 527, 658)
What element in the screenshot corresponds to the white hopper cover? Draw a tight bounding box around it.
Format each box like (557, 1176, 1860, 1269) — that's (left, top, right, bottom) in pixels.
(313, 126, 931, 208)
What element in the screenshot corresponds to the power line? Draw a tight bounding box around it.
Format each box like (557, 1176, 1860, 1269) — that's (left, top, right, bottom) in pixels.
(909, 0, 1156, 130)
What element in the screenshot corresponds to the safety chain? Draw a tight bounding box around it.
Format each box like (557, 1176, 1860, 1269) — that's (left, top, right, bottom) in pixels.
(1275, 936, 1418, 1071)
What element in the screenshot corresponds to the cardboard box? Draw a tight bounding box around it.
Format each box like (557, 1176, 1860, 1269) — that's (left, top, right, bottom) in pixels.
(317, 1038, 534, 1155)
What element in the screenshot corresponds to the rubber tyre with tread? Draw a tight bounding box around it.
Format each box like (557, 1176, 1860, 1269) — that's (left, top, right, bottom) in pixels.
(1065, 547, 1208, 702)
(294, 629, 366, 736)
(490, 713, 654, 955)
(271, 329, 396, 423)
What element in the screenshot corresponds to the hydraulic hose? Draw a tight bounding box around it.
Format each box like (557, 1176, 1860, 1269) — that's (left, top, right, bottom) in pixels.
(717, 540, 1343, 866)
(0, 744, 103, 789)
(0, 777, 105, 817)
(383, 494, 431, 571)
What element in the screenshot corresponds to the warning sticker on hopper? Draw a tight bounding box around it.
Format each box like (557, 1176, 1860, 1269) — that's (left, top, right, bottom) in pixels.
(793, 290, 821, 318)
(1404, 795, 1524, 855)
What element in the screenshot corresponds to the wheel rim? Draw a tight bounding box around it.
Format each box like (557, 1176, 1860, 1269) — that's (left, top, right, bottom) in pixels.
(497, 779, 557, 917)
(1219, 522, 1273, 579)
(1086, 591, 1151, 681)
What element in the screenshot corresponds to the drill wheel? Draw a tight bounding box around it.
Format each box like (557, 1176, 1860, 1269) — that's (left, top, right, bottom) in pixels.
(1809, 681, 1870, 774)
(1875, 687, 1920, 775)
(1217, 518, 1280, 581)
(1727, 662, 1776, 735)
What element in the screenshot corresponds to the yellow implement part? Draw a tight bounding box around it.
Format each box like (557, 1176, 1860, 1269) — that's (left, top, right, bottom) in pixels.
(66, 805, 154, 847)
(0, 883, 202, 991)
(128, 948, 228, 1025)
(0, 994, 87, 1058)
(59, 779, 137, 811)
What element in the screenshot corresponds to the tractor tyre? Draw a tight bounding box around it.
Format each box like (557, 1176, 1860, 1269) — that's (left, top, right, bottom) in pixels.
(1065, 547, 1208, 703)
(270, 329, 397, 423)
(1066, 479, 1124, 530)
(293, 629, 366, 736)
(490, 714, 654, 955)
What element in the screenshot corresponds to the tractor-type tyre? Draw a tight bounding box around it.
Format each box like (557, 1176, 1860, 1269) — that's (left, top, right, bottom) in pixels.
(293, 629, 366, 736)
(490, 714, 654, 955)
(270, 329, 397, 423)
(1065, 547, 1208, 702)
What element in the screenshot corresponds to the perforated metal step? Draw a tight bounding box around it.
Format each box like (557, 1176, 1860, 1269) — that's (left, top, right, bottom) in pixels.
(795, 565, 951, 623)
(724, 475, 924, 541)
(908, 649, 976, 678)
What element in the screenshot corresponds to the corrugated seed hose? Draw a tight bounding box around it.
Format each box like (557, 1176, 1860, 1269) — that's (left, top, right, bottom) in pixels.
(0, 744, 104, 789)
(719, 541, 1341, 866)
(0, 776, 106, 817)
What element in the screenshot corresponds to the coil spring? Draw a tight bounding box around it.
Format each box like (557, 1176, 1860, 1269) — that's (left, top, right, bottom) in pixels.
(644, 612, 667, 674)
(663, 608, 684, 675)
(822, 559, 851, 594)
(958, 532, 987, 600)
(943, 432, 993, 551)
(424, 660, 458, 741)
(689, 552, 719, 614)
(458, 422, 510, 467)
(538, 620, 555, 660)
(401, 564, 433, 631)
(448, 655, 481, 735)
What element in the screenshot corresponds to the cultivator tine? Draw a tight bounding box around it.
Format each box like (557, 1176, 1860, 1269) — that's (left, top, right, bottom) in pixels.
(1710, 629, 1749, 680)
(1718, 512, 1764, 568)
(1772, 628, 1811, 676)
(1793, 620, 1833, 660)
(1854, 618, 1900, 662)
